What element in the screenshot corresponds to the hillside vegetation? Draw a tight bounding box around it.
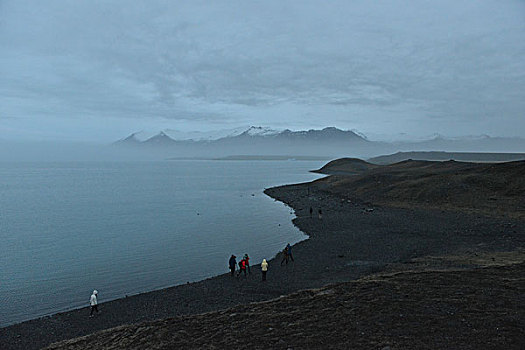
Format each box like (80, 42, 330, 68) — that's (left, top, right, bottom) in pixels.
(314, 159, 525, 218)
(368, 151, 525, 165)
(47, 255, 525, 350)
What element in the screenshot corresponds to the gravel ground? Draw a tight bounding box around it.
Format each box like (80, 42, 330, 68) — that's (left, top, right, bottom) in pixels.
(47, 261, 525, 350)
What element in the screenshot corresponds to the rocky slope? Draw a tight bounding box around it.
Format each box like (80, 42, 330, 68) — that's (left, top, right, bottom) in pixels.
(47, 256, 525, 350)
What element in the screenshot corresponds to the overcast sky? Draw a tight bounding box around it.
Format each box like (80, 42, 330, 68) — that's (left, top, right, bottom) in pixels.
(1, 0, 524, 142)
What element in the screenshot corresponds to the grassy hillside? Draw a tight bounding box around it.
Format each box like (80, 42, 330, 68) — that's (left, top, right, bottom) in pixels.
(315, 159, 525, 218)
(368, 151, 525, 165)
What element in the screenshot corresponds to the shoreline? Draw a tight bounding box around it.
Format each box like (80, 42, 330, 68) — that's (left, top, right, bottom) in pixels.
(0, 194, 307, 329)
(2, 184, 319, 350)
(2, 182, 525, 349)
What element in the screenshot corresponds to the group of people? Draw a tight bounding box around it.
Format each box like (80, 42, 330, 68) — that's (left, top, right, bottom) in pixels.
(89, 243, 296, 316)
(228, 242, 296, 282)
(229, 253, 251, 277)
(229, 253, 269, 280)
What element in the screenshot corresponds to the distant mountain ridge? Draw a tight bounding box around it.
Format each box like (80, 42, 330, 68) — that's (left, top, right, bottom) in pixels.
(113, 126, 525, 159)
(114, 126, 373, 157)
(115, 126, 364, 144)
(116, 127, 253, 143)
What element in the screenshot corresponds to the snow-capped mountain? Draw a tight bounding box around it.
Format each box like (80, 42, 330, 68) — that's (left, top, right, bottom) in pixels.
(142, 131, 176, 146)
(113, 126, 525, 158)
(116, 126, 285, 146)
(239, 126, 282, 137)
(116, 127, 253, 143)
(161, 127, 255, 141)
(114, 126, 374, 157)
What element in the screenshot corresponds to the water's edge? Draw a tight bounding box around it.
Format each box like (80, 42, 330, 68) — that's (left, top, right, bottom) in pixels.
(1, 187, 310, 329)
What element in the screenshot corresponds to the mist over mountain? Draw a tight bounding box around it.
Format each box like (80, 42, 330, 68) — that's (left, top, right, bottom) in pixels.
(114, 126, 379, 158)
(114, 126, 525, 160)
(393, 135, 525, 153)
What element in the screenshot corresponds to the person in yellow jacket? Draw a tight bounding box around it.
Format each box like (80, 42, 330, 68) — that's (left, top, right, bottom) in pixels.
(261, 259, 268, 281)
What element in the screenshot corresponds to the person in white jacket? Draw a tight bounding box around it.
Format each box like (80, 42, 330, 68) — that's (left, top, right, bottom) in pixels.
(261, 259, 268, 281)
(89, 290, 99, 317)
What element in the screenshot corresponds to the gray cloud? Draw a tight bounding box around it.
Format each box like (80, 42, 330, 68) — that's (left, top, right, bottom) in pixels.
(1, 0, 524, 141)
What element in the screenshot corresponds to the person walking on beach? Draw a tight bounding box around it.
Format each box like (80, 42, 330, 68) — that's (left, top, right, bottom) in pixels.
(318, 208, 323, 220)
(281, 246, 289, 266)
(244, 254, 251, 274)
(286, 243, 294, 262)
(261, 259, 268, 281)
(229, 255, 237, 276)
(238, 257, 247, 278)
(89, 290, 99, 317)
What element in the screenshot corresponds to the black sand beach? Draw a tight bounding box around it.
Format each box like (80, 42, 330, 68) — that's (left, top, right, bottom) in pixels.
(1, 176, 524, 349)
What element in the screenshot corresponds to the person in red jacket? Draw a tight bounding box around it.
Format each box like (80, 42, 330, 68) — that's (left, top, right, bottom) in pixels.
(237, 257, 247, 278)
(244, 254, 251, 274)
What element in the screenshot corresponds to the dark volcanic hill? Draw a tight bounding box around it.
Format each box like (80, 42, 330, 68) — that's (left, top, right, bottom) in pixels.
(369, 151, 525, 164)
(314, 158, 525, 218)
(313, 157, 379, 174)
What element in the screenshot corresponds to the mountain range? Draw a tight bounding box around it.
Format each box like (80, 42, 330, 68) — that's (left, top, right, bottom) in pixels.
(114, 126, 525, 159)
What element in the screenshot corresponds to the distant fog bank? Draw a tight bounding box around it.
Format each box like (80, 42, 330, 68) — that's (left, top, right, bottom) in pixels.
(0, 141, 161, 162)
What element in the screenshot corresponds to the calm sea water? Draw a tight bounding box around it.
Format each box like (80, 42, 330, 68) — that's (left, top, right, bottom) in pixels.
(0, 160, 324, 326)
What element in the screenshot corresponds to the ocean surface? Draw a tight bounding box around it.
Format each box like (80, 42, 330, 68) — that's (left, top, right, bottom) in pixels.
(0, 160, 324, 326)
